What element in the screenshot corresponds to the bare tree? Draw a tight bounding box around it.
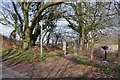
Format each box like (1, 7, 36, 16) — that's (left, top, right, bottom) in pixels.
(0, 1, 63, 50)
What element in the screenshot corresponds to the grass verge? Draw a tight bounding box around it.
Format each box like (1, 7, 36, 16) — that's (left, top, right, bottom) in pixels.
(73, 54, 120, 78)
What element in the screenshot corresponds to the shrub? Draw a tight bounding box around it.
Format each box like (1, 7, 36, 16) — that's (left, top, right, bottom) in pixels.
(114, 66, 120, 78)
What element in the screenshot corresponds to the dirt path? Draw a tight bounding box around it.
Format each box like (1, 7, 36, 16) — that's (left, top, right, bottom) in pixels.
(0, 57, 29, 78)
(2, 54, 111, 78)
(1, 65, 29, 78)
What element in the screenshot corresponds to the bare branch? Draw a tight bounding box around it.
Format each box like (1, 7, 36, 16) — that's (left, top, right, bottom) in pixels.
(0, 21, 7, 25)
(0, 18, 15, 27)
(11, 1, 24, 31)
(30, 2, 63, 34)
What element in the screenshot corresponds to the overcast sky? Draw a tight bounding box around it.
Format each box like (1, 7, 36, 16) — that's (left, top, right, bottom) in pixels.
(0, 24, 14, 37)
(0, 19, 70, 38)
(0, 1, 119, 38)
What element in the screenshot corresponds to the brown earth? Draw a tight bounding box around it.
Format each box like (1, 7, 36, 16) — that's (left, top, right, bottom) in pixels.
(0, 35, 22, 51)
(0, 35, 117, 78)
(2, 56, 112, 78)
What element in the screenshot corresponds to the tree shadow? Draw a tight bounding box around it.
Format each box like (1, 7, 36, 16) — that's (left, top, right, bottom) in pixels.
(45, 58, 67, 79)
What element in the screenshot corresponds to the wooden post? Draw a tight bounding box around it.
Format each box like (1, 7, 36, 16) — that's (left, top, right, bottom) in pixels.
(63, 34, 66, 55)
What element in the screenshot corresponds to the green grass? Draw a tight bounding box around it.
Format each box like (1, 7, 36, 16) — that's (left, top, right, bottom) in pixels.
(113, 66, 120, 78)
(94, 63, 120, 77)
(2, 49, 65, 63)
(40, 52, 64, 62)
(42, 53, 56, 60)
(72, 55, 120, 77)
(73, 55, 92, 66)
(2, 49, 35, 63)
(100, 64, 112, 75)
(14, 51, 35, 63)
(2, 49, 120, 78)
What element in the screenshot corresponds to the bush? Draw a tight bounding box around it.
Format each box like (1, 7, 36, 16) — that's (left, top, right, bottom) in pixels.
(114, 66, 120, 78)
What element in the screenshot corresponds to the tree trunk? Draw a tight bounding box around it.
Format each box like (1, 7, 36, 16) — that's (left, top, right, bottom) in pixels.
(79, 34, 82, 51)
(79, 27, 84, 51)
(22, 28, 32, 50)
(86, 34, 90, 51)
(47, 32, 51, 45)
(23, 36, 35, 50)
(118, 35, 120, 65)
(80, 35, 84, 51)
(52, 35, 54, 47)
(23, 39, 30, 50)
(74, 36, 79, 54)
(55, 36, 59, 46)
(90, 37, 94, 60)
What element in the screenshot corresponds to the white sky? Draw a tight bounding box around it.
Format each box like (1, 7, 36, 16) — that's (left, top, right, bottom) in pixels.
(0, 24, 14, 37)
(0, 20, 69, 38)
(0, 1, 119, 38)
